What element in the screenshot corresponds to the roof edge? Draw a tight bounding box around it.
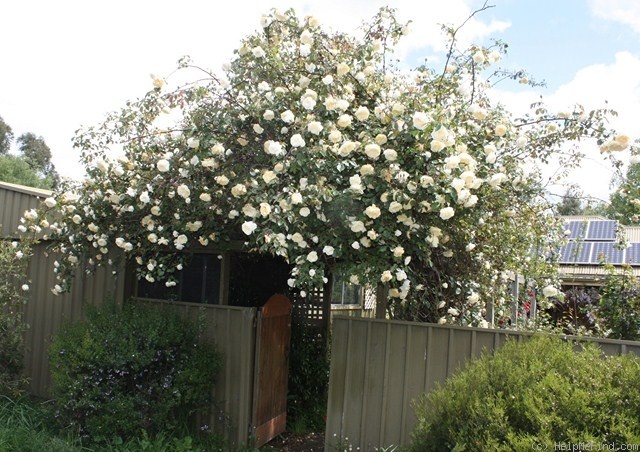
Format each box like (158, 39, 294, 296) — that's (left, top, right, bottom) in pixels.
(0, 181, 53, 198)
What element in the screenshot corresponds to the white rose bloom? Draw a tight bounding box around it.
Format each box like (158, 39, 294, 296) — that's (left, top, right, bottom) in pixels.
(299, 207, 311, 217)
(290, 134, 306, 148)
(360, 164, 375, 176)
(150, 73, 165, 89)
(393, 246, 405, 257)
(383, 149, 398, 161)
(338, 141, 357, 157)
(470, 105, 488, 120)
(264, 140, 285, 156)
(263, 109, 275, 120)
(350, 221, 366, 233)
(301, 94, 316, 110)
(242, 204, 258, 218)
(186, 221, 202, 232)
(489, 173, 507, 188)
(44, 197, 57, 208)
(495, 124, 508, 137)
(447, 307, 460, 316)
(365, 204, 381, 219)
(364, 143, 381, 160)
(139, 192, 151, 204)
(252, 46, 266, 58)
(72, 214, 82, 224)
(177, 184, 191, 199)
(299, 44, 311, 57)
(242, 221, 258, 235)
(542, 285, 559, 298)
(280, 110, 295, 123)
(290, 192, 303, 205)
(215, 175, 230, 186)
(472, 50, 485, 64)
(253, 124, 264, 134)
(354, 106, 370, 121)
(515, 135, 528, 149)
(322, 245, 334, 256)
(187, 137, 200, 149)
(21, 284, 29, 291)
(322, 74, 334, 85)
(336, 62, 350, 76)
(328, 130, 342, 143)
(464, 195, 479, 208)
(300, 29, 313, 45)
(156, 160, 170, 172)
(337, 114, 352, 128)
(262, 171, 278, 184)
(231, 184, 247, 198)
(199, 193, 211, 202)
(389, 202, 403, 213)
(307, 121, 323, 135)
(307, 251, 319, 263)
(260, 203, 272, 217)
(438, 317, 447, 325)
(412, 112, 430, 130)
(430, 140, 445, 152)
(440, 207, 455, 220)
(380, 270, 393, 283)
(396, 269, 407, 281)
(391, 103, 405, 116)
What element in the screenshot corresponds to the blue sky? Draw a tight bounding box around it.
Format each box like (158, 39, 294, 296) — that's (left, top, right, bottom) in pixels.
(1, 0, 639, 201)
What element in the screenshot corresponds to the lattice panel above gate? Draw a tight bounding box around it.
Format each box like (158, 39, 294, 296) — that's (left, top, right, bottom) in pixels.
(292, 286, 328, 335)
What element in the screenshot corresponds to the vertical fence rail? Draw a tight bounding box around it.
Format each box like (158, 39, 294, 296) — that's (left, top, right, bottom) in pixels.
(325, 316, 640, 451)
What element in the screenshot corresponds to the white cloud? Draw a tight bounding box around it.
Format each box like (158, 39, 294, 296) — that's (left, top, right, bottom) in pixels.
(590, 0, 640, 33)
(494, 51, 640, 202)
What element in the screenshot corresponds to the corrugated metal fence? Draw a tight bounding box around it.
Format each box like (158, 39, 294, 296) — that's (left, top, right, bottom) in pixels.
(24, 244, 126, 396)
(325, 316, 640, 451)
(135, 299, 257, 448)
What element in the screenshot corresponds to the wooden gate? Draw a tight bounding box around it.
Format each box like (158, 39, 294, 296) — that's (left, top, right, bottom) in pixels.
(251, 294, 293, 447)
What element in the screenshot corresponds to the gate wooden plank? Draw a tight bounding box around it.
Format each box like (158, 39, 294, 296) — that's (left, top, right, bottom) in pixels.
(252, 294, 293, 448)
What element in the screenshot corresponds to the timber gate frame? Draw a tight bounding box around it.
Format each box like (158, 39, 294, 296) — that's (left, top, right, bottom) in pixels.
(251, 294, 293, 447)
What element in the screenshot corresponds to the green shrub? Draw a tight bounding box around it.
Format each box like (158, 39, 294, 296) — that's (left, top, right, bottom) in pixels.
(410, 335, 640, 451)
(49, 301, 222, 443)
(287, 319, 329, 432)
(598, 264, 640, 340)
(0, 236, 31, 397)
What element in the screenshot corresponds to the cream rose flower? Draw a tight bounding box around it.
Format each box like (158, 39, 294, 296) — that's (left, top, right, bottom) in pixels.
(440, 207, 455, 220)
(364, 204, 381, 219)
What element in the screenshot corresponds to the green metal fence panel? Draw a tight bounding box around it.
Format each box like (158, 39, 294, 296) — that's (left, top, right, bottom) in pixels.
(325, 316, 640, 451)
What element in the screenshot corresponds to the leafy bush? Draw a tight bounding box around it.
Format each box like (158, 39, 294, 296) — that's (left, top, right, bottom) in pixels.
(49, 301, 222, 443)
(0, 235, 31, 397)
(598, 264, 640, 340)
(287, 318, 329, 432)
(410, 335, 640, 451)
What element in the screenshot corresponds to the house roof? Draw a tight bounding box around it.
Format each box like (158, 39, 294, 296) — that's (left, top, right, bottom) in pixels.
(558, 216, 640, 285)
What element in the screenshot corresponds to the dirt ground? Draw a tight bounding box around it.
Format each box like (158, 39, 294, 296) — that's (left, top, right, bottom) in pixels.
(261, 431, 325, 451)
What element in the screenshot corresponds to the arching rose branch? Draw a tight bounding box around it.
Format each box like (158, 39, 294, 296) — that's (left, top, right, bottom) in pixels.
(22, 7, 623, 326)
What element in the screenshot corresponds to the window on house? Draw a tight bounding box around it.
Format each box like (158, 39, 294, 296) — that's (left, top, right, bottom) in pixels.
(331, 272, 362, 306)
(136, 253, 222, 304)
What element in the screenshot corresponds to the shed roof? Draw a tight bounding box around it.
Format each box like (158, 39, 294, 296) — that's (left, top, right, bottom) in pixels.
(0, 181, 51, 238)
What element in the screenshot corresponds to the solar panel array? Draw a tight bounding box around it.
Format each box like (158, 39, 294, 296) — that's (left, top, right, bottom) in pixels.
(559, 219, 640, 266)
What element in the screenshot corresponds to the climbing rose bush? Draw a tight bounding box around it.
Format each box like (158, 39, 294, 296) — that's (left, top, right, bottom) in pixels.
(21, 8, 621, 325)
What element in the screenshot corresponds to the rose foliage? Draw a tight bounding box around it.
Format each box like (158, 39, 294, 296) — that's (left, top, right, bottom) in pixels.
(20, 8, 624, 325)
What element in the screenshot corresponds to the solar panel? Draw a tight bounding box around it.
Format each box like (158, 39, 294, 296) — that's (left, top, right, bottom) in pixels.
(559, 241, 592, 264)
(585, 220, 617, 241)
(591, 242, 625, 264)
(565, 221, 588, 240)
(626, 243, 640, 265)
